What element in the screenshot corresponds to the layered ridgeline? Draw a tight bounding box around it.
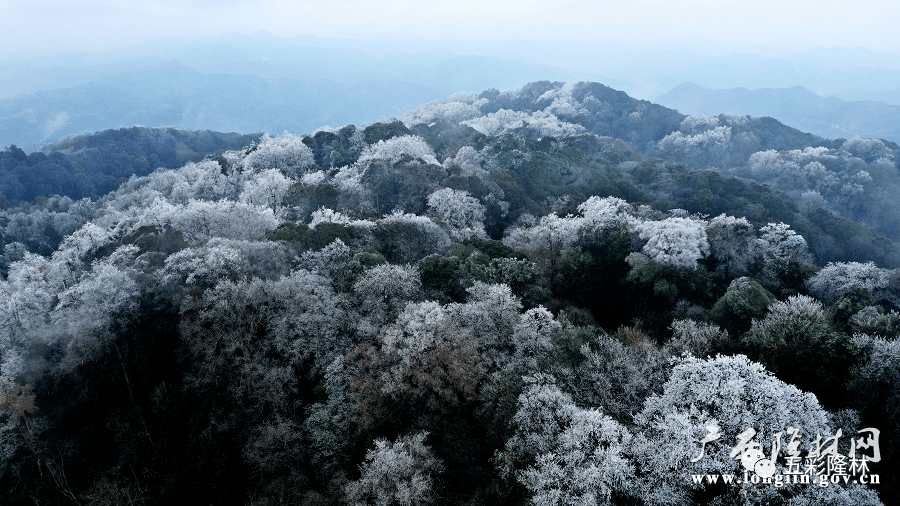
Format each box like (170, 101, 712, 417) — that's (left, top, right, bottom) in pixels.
(1, 81, 899, 505)
(0, 126, 261, 205)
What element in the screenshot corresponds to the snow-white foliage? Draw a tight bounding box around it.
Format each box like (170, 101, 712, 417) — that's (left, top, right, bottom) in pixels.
(357, 135, 439, 166)
(426, 188, 487, 241)
(303, 356, 355, 480)
(51, 251, 140, 366)
(159, 238, 292, 287)
(52, 222, 117, 269)
(180, 269, 343, 410)
(577, 196, 634, 232)
(786, 482, 884, 506)
(656, 124, 731, 165)
(451, 282, 523, 367)
(330, 163, 371, 212)
(799, 189, 827, 212)
(749, 294, 828, 337)
(849, 306, 900, 336)
(757, 222, 811, 266)
(300, 169, 328, 186)
(746, 147, 855, 199)
(503, 375, 632, 505)
(666, 318, 729, 357)
(3, 207, 86, 254)
(512, 306, 560, 374)
(537, 83, 589, 120)
(242, 133, 315, 176)
(637, 217, 709, 269)
(401, 94, 487, 126)
(380, 302, 450, 373)
(353, 264, 423, 336)
(679, 115, 720, 134)
(443, 145, 490, 178)
(238, 168, 293, 215)
(504, 375, 580, 463)
(463, 109, 585, 138)
(503, 214, 582, 273)
(807, 262, 896, 305)
(1, 244, 141, 382)
(299, 238, 353, 283)
(632, 354, 832, 506)
(569, 332, 669, 421)
(850, 334, 900, 429)
(705, 214, 755, 278)
(153, 199, 278, 243)
(109, 159, 235, 208)
(309, 207, 353, 228)
(843, 137, 894, 163)
(345, 432, 442, 506)
(377, 301, 477, 399)
(520, 408, 632, 506)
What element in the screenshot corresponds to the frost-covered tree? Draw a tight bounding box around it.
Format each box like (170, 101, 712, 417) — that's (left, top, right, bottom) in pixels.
(755, 222, 814, 290)
(179, 270, 343, 413)
(807, 261, 897, 306)
(511, 306, 560, 374)
(576, 196, 633, 233)
(500, 375, 632, 505)
(655, 121, 731, 166)
(849, 334, 900, 428)
(537, 83, 589, 120)
(344, 432, 442, 506)
(303, 356, 356, 482)
(705, 214, 755, 279)
(351, 301, 480, 426)
(238, 168, 293, 215)
(450, 282, 523, 369)
(632, 354, 832, 506)
(242, 133, 315, 176)
(843, 137, 894, 163)
(504, 213, 582, 286)
(401, 93, 487, 126)
(637, 217, 709, 270)
(665, 318, 729, 357)
(463, 109, 584, 138)
(50, 248, 141, 369)
(158, 238, 292, 288)
(353, 263, 423, 337)
(519, 408, 632, 506)
(500, 375, 579, 471)
(357, 135, 439, 166)
(425, 188, 487, 241)
(154, 199, 279, 243)
(565, 330, 669, 421)
(442, 145, 490, 178)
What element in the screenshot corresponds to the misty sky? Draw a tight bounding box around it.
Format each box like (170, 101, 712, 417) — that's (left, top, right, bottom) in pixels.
(3, 0, 899, 58)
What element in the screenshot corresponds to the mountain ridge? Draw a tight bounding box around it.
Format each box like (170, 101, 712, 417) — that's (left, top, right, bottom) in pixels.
(657, 82, 900, 143)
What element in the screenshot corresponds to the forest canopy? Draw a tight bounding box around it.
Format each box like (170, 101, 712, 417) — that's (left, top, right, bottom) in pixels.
(1, 81, 899, 505)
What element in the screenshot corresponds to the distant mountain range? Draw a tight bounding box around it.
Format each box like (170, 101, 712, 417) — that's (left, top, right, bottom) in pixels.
(0, 35, 600, 150)
(0, 61, 455, 149)
(657, 82, 900, 143)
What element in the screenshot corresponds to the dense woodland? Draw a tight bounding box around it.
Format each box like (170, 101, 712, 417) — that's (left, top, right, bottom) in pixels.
(0, 127, 260, 204)
(1, 81, 899, 505)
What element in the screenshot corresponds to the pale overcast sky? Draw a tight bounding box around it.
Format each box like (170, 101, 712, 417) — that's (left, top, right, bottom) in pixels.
(2, 0, 898, 58)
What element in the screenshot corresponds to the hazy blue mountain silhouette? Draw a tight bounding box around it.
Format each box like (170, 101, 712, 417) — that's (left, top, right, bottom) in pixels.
(0, 61, 453, 149)
(657, 82, 900, 143)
